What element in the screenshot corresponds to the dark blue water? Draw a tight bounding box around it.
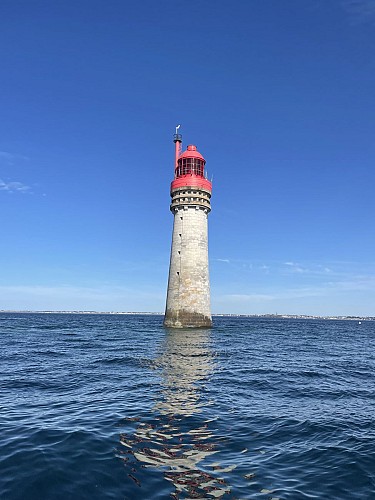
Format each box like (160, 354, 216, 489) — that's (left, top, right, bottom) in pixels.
(1, 313, 374, 499)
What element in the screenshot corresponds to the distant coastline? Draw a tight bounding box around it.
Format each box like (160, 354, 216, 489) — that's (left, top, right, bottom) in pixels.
(0, 310, 373, 321)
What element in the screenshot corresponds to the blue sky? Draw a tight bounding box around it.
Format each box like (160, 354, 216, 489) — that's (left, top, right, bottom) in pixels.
(1, 0, 375, 315)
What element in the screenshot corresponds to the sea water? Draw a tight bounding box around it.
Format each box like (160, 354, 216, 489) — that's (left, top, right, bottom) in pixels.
(0, 313, 374, 499)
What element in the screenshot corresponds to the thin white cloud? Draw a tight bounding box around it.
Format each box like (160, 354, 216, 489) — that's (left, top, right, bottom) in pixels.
(0, 151, 29, 164)
(330, 275, 375, 291)
(221, 275, 375, 304)
(0, 284, 165, 312)
(283, 261, 332, 275)
(342, 0, 375, 23)
(213, 260, 375, 315)
(284, 262, 307, 273)
(222, 287, 323, 302)
(0, 152, 16, 162)
(214, 258, 335, 276)
(223, 293, 275, 301)
(0, 179, 31, 193)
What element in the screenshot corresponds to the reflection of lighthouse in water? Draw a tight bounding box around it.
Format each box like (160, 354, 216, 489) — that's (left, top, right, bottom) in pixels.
(154, 329, 213, 416)
(118, 330, 234, 499)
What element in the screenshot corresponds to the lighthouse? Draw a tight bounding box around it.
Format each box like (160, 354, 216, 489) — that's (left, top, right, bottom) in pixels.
(164, 128, 212, 328)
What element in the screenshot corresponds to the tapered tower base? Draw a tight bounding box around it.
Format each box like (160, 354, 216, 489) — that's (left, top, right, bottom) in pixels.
(164, 309, 212, 329)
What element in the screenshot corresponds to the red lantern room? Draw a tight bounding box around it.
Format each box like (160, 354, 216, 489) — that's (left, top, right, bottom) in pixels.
(175, 145, 205, 177)
(171, 133, 212, 192)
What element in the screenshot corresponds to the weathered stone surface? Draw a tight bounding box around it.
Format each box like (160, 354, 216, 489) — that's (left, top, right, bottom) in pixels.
(164, 309, 212, 328)
(164, 193, 212, 329)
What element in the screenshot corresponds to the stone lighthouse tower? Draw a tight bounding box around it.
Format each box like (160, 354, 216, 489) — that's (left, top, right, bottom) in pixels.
(164, 128, 212, 328)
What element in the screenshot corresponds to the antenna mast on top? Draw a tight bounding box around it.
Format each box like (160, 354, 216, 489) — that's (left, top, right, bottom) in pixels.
(173, 124, 182, 169)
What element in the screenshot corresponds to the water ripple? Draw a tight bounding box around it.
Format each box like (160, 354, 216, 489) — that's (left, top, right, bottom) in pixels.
(0, 314, 374, 498)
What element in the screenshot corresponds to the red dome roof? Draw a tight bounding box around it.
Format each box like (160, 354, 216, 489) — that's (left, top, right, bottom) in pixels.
(179, 144, 205, 161)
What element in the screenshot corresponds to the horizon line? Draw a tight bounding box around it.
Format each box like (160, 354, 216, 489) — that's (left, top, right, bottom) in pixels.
(0, 310, 373, 320)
